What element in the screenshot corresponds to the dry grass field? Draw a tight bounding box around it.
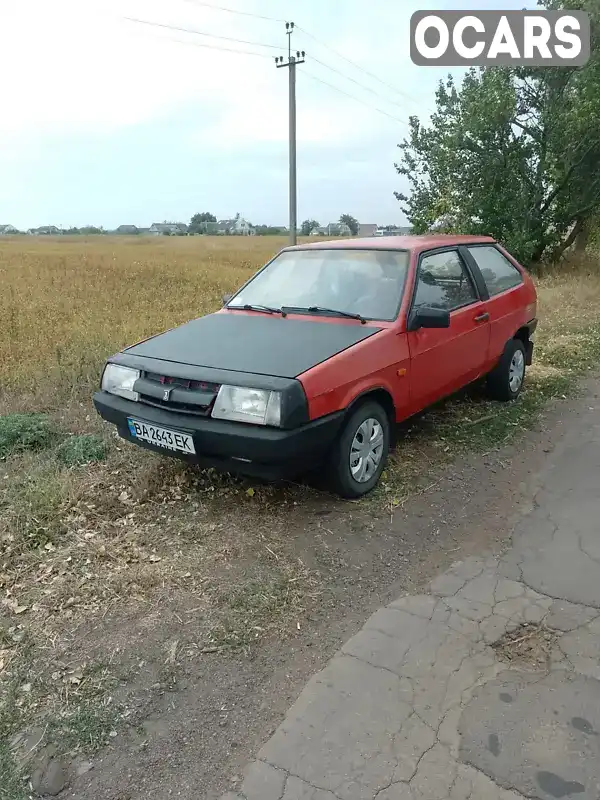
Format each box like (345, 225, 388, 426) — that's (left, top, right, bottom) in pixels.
(1, 234, 599, 403)
(0, 235, 286, 399)
(1, 235, 600, 798)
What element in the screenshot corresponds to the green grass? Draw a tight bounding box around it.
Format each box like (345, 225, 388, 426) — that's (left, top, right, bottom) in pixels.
(46, 702, 121, 755)
(0, 413, 61, 459)
(0, 645, 120, 797)
(0, 744, 28, 800)
(55, 434, 108, 467)
(208, 570, 316, 652)
(0, 639, 32, 800)
(1, 460, 71, 550)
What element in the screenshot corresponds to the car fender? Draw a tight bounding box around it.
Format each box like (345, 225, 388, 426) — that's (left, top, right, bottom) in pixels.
(299, 327, 410, 421)
(340, 379, 398, 418)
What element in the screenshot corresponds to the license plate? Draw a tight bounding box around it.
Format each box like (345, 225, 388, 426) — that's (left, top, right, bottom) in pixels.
(127, 418, 196, 454)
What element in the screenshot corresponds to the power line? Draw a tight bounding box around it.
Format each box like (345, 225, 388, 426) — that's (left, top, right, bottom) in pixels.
(302, 69, 410, 128)
(153, 35, 275, 59)
(128, 6, 432, 112)
(179, 0, 285, 23)
(295, 25, 425, 108)
(125, 14, 414, 126)
(138, 2, 429, 110)
(310, 55, 411, 113)
(124, 16, 284, 51)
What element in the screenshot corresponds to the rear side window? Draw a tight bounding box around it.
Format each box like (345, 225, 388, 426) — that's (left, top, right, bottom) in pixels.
(467, 246, 523, 296)
(413, 250, 477, 311)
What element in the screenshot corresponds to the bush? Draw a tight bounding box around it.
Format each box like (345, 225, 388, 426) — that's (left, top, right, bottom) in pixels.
(0, 413, 60, 459)
(55, 434, 108, 466)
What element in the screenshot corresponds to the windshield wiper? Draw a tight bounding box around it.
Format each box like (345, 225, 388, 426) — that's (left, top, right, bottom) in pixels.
(227, 303, 284, 315)
(281, 306, 366, 324)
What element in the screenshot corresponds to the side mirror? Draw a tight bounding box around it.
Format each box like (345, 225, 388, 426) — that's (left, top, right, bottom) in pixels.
(222, 293, 233, 305)
(408, 306, 450, 331)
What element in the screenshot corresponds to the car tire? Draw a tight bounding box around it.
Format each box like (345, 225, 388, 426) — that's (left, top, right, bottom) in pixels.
(486, 338, 527, 401)
(327, 401, 390, 499)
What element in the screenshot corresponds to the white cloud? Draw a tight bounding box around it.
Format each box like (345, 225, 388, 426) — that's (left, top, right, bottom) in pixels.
(0, 0, 428, 152)
(190, 79, 392, 149)
(0, 0, 453, 226)
(0, 0, 283, 140)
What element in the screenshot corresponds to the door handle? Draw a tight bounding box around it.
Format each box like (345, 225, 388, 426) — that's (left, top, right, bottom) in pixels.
(474, 312, 489, 323)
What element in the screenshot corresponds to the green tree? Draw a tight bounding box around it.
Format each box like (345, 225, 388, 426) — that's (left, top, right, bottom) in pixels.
(339, 214, 359, 235)
(395, 0, 600, 264)
(191, 212, 216, 224)
(190, 212, 217, 233)
(300, 219, 320, 236)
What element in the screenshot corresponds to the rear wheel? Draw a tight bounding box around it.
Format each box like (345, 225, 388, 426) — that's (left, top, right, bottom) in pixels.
(327, 401, 390, 498)
(487, 338, 527, 401)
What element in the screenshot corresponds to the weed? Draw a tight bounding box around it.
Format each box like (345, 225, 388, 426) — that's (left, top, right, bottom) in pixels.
(47, 702, 121, 756)
(0, 640, 32, 800)
(0, 745, 28, 800)
(55, 434, 108, 467)
(0, 640, 120, 795)
(0, 459, 72, 550)
(0, 413, 60, 459)
(209, 569, 316, 652)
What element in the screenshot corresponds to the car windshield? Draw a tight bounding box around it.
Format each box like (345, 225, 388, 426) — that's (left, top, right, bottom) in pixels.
(228, 248, 410, 321)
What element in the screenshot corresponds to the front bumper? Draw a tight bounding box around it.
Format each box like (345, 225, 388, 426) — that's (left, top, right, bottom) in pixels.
(93, 391, 344, 480)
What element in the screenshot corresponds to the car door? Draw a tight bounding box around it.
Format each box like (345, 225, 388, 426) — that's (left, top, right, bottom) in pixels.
(407, 247, 491, 410)
(461, 244, 528, 370)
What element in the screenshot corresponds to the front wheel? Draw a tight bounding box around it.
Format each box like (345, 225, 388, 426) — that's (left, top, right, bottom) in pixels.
(486, 338, 527, 401)
(326, 401, 390, 499)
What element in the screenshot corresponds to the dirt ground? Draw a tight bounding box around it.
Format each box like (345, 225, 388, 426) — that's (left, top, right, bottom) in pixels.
(46, 382, 588, 800)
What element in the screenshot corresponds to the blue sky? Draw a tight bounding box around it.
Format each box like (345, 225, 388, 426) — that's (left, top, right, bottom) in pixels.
(0, 0, 536, 229)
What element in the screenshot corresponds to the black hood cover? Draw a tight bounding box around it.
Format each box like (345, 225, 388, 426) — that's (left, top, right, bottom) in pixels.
(124, 312, 381, 378)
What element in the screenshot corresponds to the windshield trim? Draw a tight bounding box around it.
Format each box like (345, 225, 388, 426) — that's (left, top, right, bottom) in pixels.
(225, 247, 411, 323)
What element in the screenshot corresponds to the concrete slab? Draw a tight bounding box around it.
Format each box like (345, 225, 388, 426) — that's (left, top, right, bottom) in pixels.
(459, 671, 600, 799)
(509, 419, 600, 608)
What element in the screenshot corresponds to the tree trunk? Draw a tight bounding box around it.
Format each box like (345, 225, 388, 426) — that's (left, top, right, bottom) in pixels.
(530, 239, 547, 263)
(575, 219, 590, 252)
(550, 218, 585, 262)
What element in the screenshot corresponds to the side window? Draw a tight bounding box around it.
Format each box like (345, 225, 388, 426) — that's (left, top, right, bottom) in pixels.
(413, 250, 477, 312)
(467, 246, 523, 296)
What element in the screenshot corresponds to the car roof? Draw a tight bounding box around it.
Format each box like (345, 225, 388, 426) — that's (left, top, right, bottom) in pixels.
(285, 234, 497, 253)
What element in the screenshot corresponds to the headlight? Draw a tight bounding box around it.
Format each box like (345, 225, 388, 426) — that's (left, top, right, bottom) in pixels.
(101, 364, 140, 401)
(211, 385, 281, 426)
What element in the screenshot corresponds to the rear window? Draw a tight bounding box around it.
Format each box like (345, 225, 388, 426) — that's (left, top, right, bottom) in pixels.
(467, 246, 523, 296)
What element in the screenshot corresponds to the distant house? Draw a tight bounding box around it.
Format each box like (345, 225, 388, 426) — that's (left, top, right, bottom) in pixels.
(216, 215, 255, 235)
(309, 222, 351, 237)
(0, 224, 19, 235)
(358, 223, 378, 238)
(27, 225, 61, 235)
(149, 222, 189, 236)
(115, 224, 139, 235)
(374, 225, 413, 237)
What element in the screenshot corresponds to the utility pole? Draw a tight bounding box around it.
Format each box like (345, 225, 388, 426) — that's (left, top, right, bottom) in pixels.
(275, 23, 305, 246)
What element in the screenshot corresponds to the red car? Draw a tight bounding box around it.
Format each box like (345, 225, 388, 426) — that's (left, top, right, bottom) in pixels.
(93, 235, 537, 498)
